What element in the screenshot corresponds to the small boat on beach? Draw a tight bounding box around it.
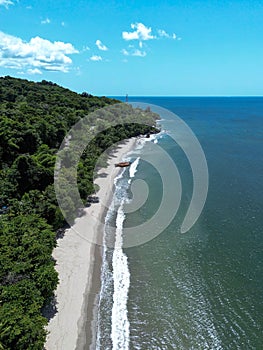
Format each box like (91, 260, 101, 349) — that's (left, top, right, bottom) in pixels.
(115, 161, 132, 168)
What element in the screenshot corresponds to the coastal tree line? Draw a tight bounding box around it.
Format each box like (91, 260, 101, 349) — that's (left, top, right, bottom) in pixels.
(0, 76, 158, 349)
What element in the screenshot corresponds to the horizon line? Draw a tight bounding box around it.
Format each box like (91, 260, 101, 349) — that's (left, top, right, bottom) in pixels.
(105, 95, 263, 98)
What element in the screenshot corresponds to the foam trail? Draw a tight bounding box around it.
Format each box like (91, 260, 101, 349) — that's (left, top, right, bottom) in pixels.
(111, 203, 130, 350)
(147, 134, 157, 142)
(95, 195, 116, 349)
(135, 138, 146, 150)
(129, 157, 140, 178)
(96, 168, 129, 349)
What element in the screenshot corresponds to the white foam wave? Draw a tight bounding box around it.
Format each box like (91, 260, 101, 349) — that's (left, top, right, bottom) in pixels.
(114, 168, 125, 185)
(135, 131, 164, 150)
(96, 196, 117, 349)
(111, 203, 130, 350)
(146, 134, 157, 142)
(135, 138, 146, 150)
(129, 157, 140, 178)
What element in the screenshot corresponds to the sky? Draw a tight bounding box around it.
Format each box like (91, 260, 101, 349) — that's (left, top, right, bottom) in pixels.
(0, 0, 263, 96)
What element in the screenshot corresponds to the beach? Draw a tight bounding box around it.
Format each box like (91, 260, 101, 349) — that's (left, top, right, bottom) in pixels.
(45, 138, 136, 350)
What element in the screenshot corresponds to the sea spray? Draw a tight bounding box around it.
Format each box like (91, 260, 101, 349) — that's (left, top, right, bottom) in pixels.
(111, 203, 130, 350)
(129, 157, 140, 179)
(134, 132, 160, 151)
(95, 201, 115, 349)
(96, 170, 126, 349)
(96, 167, 132, 349)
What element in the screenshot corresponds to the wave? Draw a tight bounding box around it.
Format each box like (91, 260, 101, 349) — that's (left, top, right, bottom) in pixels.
(95, 198, 116, 349)
(96, 162, 132, 349)
(111, 203, 130, 350)
(134, 138, 146, 150)
(129, 157, 140, 178)
(135, 130, 165, 150)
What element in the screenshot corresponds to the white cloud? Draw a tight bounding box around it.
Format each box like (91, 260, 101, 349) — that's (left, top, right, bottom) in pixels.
(41, 18, 51, 24)
(122, 23, 155, 41)
(132, 49, 146, 57)
(122, 23, 180, 56)
(90, 55, 102, 61)
(121, 49, 129, 56)
(0, 0, 13, 8)
(95, 39, 108, 51)
(27, 68, 42, 75)
(122, 30, 138, 40)
(157, 29, 178, 40)
(61, 21, 65, 26)
(0, 31, 78, 73)
(83, 45, 90, 51)
(121, 48, 146, 57)
(75, 67, 81, 76)
(158, 29, 169, 38)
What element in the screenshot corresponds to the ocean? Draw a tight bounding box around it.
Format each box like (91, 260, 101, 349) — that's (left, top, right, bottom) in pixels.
(95, 97, 263, 349)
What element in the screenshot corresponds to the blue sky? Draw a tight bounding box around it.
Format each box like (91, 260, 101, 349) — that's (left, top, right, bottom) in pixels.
(0, 0, 262, 96)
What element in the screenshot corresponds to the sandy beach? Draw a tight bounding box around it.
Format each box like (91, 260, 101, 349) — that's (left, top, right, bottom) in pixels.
(45, 138, 136, 350)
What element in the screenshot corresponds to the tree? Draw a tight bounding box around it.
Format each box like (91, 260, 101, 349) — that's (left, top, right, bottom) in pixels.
(0, 76, 159, 349)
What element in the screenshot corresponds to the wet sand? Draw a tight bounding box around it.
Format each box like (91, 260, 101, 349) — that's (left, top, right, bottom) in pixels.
(45, 138, 136, 350)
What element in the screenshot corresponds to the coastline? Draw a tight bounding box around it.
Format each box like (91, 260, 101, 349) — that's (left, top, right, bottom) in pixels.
(45, 138, 137, 350)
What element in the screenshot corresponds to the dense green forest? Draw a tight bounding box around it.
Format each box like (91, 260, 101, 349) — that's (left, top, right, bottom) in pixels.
(0, 76, 158, 349)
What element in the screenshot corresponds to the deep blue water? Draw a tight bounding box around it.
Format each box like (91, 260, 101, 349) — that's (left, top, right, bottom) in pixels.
(98, 97, 263, 349)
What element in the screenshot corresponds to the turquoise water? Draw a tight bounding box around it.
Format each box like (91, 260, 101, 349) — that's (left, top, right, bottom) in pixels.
(97, 97, 263, 349)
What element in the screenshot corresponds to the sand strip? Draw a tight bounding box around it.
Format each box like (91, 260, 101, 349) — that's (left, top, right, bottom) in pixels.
(45, 138, 136, 350)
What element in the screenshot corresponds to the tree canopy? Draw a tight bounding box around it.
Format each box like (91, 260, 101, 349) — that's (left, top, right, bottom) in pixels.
(0, 76, 159, 349)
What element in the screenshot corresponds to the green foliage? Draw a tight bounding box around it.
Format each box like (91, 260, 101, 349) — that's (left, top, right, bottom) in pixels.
(0, 215, 57, 350)
(0, 76, 159, 349)
(0, 303, 47, 350)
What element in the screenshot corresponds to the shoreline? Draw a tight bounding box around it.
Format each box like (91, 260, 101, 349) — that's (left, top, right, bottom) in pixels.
(45, 138, 137, 350)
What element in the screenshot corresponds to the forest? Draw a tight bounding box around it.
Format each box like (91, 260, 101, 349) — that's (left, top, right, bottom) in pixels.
(0, 76, 158, 349)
